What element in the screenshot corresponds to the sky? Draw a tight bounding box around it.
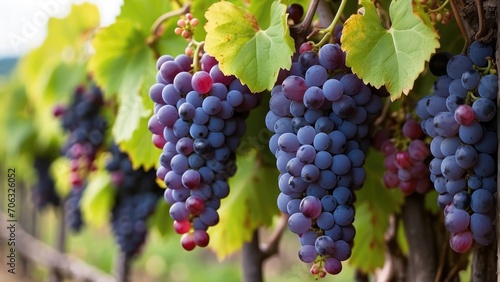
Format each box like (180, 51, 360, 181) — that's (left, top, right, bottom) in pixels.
(0, 0, 123, 59)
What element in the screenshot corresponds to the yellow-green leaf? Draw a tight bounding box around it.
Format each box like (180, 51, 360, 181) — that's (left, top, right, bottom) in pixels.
(351, 150, 404, 272)
(204, 1, 294, 92)
(147, 200, 172, 237)
(19, 3, 99, 103)
(118, 114, 160, 171)
(50, 157, 72, 199)
(89, 20, 151, 99)
(341, 0, 440, 100)
(118, 59, 159, 170)
(89, 19, 151, 143)
(81, 170, 115, 228)
(208, 151, 280, 260)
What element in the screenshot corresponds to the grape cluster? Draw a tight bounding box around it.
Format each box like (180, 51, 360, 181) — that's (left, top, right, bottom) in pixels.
(54, 84, 107, 231)
(416, 41, 497, 253)
(32, 157, 60, 209)
(373, 115, 432, 195)
(149, 52, 260, 250)
(268, 41, 383, 277)
(106, 144, 163, 256)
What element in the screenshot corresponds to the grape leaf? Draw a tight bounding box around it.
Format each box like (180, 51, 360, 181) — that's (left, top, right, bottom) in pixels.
(89, 0, 185, 167)
(19, 3, 99, 103)
(89, 19, 151, 143)
(425, 189, 440, 214)
(50, 157, 72, 199)
(81, 170, 115, 228)
(118, 0, 172, 30)
(117, 0, 185, 57)
(89, 20, 150, 99)
(341, 0, 440, 100)
(15, 4, 98, 154)
(0, 81, 37, 157)
(147, 200, 173, 237)
(351, 150, 404, 272)
(192, 0, 235, 42)
(208, 151, 280, 260)
(204, 1, 294, 93)
(118, 114, 159, 170)
(118, 60, 160, 170)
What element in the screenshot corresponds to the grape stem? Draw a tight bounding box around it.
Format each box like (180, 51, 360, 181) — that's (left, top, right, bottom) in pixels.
(314, 0, 348, 48)
(374, 97, 392, 127)
(192, 40, 205, 73)
(375, 215, 407, 281)
(290, 0, 320, 47)
(433, 233, 450, 282)
(476, 57, 494, 74)
(444, 254, 468, 281)
(428, 0, 450, 13)
(449, 0, 470, 54)
(260, 213, 289, 259)
(147, 3, 191, 57)
(474, 0, 487, 40)
(242, 212, 288, 281)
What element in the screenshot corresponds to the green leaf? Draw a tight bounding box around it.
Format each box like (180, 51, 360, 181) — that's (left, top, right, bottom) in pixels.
(118, 60, 159, 170)
(147, 200, 173, 237)
(118, 0, 173, 32)
(81, 170, 115, 228)
(208, 151, 280, 260)
(88, 0, 185, 162)
(0, 80, 37, 157)
(117, 0, 185, 57)
(113, 92, 150, 143)
(351, 150, 404, 272)
(50, 157, 72, 199)
(118, 114, 160, 170)
(397, 218, 409, 255)
(425, 189, 440, 214)
(19, 3, 99, 102)
(14, 4, 98, 153)
(89, 20, 151, 99)
(89, 19, 152, 143)
(341, 0, 440, 100)
(204, 1, 294, 92)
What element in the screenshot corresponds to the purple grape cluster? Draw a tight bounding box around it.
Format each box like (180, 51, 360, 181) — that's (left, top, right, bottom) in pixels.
(148, 52, 261, 250)
(105, 144, 163, 256)
(373, 116, 432, 195)
(268, 42, 383, 276)
(31, 157, 60, 210)
(416, 41, 497, 253)
(54, 84, 107, 232)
